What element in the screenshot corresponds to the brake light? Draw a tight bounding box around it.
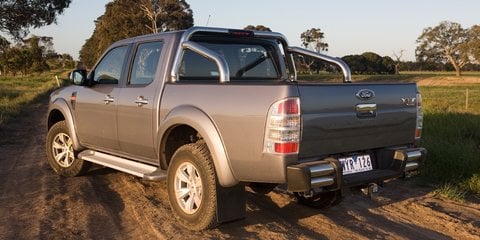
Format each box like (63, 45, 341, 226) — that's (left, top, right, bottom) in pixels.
(415, 93, 423, 140)
(264, 98, 301, 154)
(228, 30, 254, 37)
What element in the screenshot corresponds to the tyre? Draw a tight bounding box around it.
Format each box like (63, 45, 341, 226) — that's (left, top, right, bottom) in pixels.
(295, 190, 342, 209)
(46, 121, 89, 177)
(167, 142, 218, 230)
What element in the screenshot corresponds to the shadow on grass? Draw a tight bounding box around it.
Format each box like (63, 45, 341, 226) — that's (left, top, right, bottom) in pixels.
(420, 112, 480, 195)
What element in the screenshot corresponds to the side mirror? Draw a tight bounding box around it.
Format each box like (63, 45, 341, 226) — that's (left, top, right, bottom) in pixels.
(70, 70, 87, 86)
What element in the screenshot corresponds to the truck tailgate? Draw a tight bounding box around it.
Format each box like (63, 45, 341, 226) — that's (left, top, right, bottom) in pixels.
(298, 83, 418, 158)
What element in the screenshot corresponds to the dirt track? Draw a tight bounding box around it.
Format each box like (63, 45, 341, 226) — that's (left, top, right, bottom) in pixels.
(0, 94, 479, 240)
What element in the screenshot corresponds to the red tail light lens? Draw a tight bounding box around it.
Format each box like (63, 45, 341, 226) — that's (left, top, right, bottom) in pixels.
(275, 99, 299, 115)
(274, 142, 299, 153)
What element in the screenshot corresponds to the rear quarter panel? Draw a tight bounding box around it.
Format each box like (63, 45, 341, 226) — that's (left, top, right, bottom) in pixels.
(160, 83, 299, 182)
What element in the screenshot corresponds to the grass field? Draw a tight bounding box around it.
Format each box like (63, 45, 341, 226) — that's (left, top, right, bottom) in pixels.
(0, 70, 68, 125)
(1, 71, 479, 200)
(298, 71, 480, 83)
(419, 85, 480, 199)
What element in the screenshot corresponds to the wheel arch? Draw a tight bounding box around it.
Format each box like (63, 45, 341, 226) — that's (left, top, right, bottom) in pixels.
(158, 106, 238, 187)
(47, 99, 83, 151)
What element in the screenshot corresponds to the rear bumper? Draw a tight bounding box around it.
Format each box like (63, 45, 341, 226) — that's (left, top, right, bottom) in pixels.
(286, 147, 427, 192)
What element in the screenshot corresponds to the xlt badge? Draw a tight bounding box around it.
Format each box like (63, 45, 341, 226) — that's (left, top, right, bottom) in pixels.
(401, 97, 416, 106)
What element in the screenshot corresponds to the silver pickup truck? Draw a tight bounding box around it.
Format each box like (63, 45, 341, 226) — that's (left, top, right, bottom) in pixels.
(46, 27, 426, 230)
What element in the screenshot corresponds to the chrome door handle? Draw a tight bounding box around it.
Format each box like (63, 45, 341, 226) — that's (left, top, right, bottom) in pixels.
(104, 95, 114, 104)
(135, 96, 149, 107)
(356, 103, 377, 118)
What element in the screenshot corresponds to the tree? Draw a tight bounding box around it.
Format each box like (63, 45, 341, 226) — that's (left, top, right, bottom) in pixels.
(382, 56, 395, 74)
(2, 45, 32, 76)
(342, 55, 367, 74)
(342, 52, 395, 74)
(392, 49, 405, 75)
(80, 0, 193, 67)
(468, 25, 480, 63)
(244, 25, 272, 32)
(299, 28, 329, 74)
(0, 0, 71, 38)
(301, 28, 329, 53)
(0, 36, 9, 52)
(362, 52, 384, 74)
(416, 21, 469, 76)
(0, 36, 10, 75)
(24, 36, 52, 72)
(139, 0, 193, 33)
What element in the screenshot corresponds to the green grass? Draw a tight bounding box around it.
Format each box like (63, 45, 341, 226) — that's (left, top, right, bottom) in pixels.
(434, 183, 467, 202)
(419, 85, 480, 200)
(0, 70, 69, 125)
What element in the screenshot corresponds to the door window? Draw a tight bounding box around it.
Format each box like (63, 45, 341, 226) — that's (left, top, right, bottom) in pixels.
(93, 46, 128, 84)
(129, 41, 164, 85)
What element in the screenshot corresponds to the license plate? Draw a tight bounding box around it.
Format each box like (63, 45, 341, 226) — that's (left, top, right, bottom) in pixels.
(339, 154, 373, 175)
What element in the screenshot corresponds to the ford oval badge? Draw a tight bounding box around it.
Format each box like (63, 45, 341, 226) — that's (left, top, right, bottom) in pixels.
(356, 89, 375, 100)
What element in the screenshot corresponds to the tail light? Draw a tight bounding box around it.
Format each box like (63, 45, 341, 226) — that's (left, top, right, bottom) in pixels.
(415, 93, 423, 139)
(264, 98, 301, 154)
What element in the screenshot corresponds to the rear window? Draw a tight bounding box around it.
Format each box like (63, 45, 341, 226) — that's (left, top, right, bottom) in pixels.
(179, 41, 285, 81)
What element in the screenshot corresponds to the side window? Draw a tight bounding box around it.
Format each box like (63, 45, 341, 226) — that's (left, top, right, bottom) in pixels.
(93, 46, 128, 84)
(129, 41, 163, 85)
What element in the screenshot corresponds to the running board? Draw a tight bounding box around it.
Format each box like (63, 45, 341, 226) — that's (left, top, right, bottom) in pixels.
(78, 150, 167, 181)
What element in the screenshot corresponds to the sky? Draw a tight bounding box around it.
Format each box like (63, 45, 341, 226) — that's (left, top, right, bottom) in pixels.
(23, 0, 480, 61)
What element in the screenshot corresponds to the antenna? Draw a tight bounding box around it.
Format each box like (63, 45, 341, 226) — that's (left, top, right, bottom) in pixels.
(206, 15, 211, 26)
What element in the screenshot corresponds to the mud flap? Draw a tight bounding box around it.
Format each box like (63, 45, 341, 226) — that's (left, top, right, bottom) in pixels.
(216, 183, 246, 223)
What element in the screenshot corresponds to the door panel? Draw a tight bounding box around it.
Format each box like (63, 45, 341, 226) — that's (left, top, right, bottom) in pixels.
(117, 41, 164, 160)
(74, 45, 129, 150)
(75, 85, 119, 149)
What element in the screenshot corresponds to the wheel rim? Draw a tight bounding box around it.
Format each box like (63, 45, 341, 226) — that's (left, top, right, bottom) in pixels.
(52, 133, 75, 168)
(174, 162, 203, 215)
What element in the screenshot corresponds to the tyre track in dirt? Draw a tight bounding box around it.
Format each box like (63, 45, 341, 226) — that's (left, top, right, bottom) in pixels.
(0, 93, 479, 239)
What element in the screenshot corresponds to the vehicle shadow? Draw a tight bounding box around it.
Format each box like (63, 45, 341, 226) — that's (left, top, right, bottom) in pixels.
(218, 180, 453, 239)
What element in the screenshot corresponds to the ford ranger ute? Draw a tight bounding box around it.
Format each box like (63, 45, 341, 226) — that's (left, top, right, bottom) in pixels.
(46, 27, 426, 230)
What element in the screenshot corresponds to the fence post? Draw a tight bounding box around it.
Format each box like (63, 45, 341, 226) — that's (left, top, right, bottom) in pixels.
(465, 88, 469, 111)
(55, 75, 60, 87)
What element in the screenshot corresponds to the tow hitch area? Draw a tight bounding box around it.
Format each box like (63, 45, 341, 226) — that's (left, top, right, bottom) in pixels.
(361, 183, 379, 199)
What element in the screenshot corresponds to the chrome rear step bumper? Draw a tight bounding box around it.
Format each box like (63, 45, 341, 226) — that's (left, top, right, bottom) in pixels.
(287, 147, 426, 192)
(287, 158, 342, 192)
(393, 148, 426, 173)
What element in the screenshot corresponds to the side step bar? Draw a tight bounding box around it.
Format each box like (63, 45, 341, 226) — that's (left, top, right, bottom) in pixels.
(78, 150, 167, 181)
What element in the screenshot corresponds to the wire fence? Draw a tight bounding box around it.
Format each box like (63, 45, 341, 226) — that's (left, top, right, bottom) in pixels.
(420, 87, 480, 114)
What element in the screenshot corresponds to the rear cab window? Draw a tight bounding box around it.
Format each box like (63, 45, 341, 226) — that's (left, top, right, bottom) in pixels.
(179, 37, 288, 82)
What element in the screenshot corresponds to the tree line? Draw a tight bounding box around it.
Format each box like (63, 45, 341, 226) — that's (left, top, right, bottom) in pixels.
(79, 0, 193, 67)
(0, 35, 75, 76)
(0, 1, 74, 76)
(1, 1, 479, 76)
